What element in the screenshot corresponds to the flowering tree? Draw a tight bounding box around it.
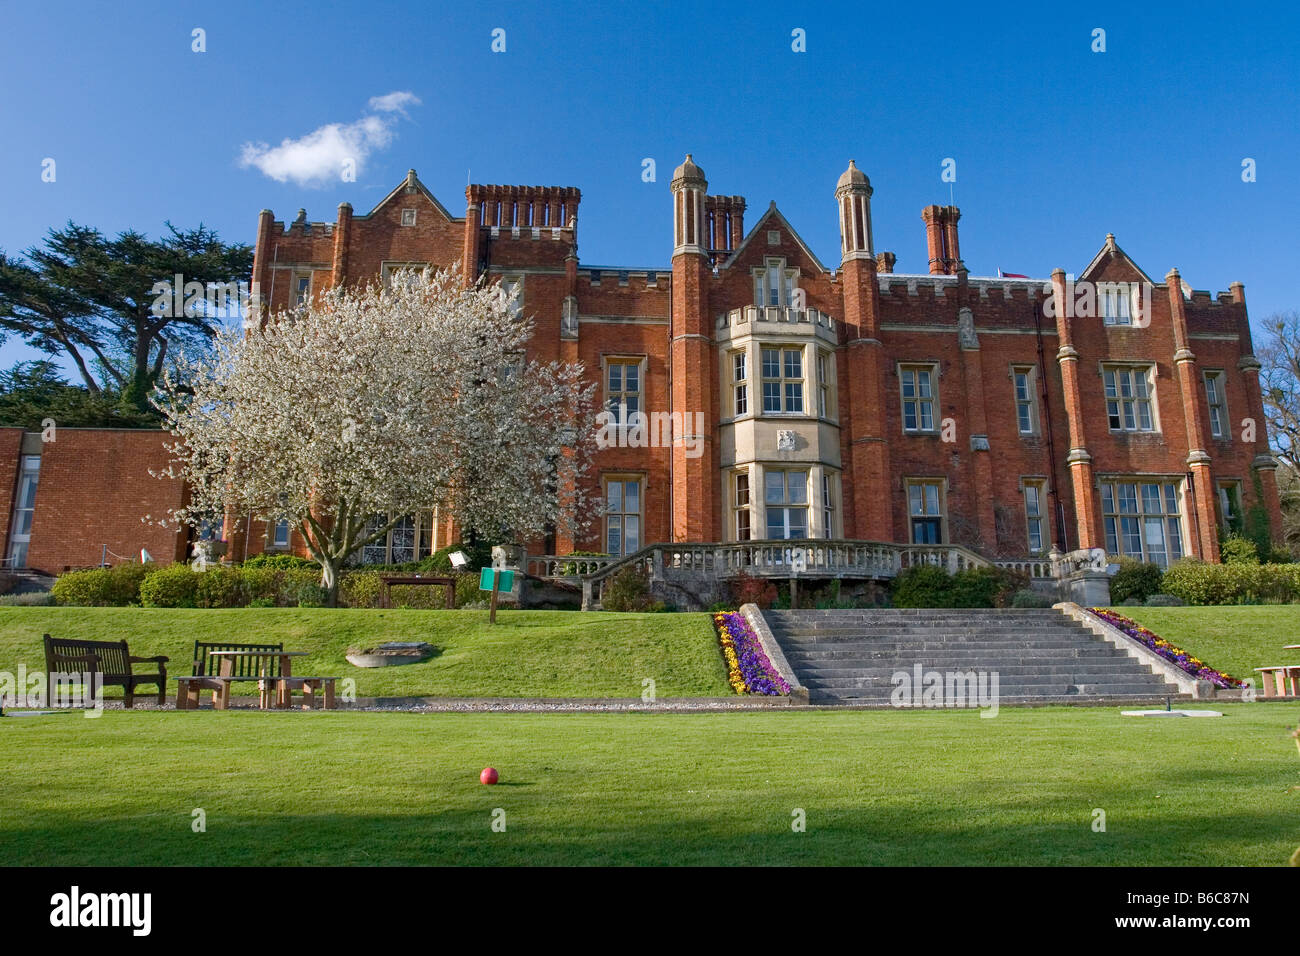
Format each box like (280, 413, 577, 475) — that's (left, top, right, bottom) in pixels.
(153, 268, 596, 604)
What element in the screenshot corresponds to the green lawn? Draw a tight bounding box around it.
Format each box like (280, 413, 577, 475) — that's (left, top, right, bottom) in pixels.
(1, 705, 1297, 865)
(1111, 606, 1300, 683)
(0, 608, 730, 699)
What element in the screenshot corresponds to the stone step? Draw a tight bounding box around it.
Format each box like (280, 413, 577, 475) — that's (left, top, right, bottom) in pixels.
(796, 662, 1159, 679)
(765, 607, 1190, 708)
(774, 639, 1123, 655)
(771, 626, 1088, 638)
(800, 671, 1180, 686)
(774, 631, 1092, 644)
(806, 692, 1182, 707)
(766, 609, 1068, 617)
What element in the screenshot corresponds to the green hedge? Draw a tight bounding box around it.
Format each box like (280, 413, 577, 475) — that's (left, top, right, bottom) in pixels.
(890, 565, 1024, 608)
(51, 563, 152, 606)
(1159, 558, 1300, 605)
(1109, 557, 1164, 604)
(54, 563, 484, 609)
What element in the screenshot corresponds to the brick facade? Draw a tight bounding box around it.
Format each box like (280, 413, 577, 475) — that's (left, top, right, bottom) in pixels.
(232, 157, 1283, 566)
(6, 158, 1277, 573)
(0, 428, 188, 574)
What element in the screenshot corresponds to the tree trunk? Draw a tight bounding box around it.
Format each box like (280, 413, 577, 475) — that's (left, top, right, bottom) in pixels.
(320, 559, 341, 607)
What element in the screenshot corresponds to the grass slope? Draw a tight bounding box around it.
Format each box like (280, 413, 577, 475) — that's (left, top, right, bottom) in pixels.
(1109, 606, 1300, 682)
(0, 608, 730, 699)
(1, 705, 1297, 865)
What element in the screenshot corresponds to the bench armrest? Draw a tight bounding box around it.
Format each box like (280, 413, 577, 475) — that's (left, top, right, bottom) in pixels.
(129, 655, 170, 664)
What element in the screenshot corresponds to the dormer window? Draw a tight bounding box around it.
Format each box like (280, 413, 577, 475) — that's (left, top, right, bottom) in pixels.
(753, 257, 797, 307)
(1100, 283, 1133, 326)
(499, 275, 524, 318)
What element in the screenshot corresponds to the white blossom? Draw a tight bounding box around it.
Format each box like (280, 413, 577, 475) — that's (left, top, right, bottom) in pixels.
(152, 268, 596, 600)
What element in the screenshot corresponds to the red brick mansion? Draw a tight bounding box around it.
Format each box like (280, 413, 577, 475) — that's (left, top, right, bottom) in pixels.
(0, 157, 1282, 574)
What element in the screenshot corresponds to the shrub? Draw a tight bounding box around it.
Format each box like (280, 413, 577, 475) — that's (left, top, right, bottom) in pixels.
(1109, 557, 1164, 604)
(1265, 546, 1294, 564)
(425, 541, 494, 573)
(1160, 558, 1300, 605)
(455, 572, 481, 607)
(280, 568, 327, 607)
(1219, 533, 1260, 565)
(1012, 588, 1054, 608)
(1144, 593, 1185, 606)
(729, 570, 778, 610)
(139, 564, 201, 607)
(194, 566, 249, 608)
(339, 570, 384, 608)
(891, 564, 1020, 608)
(891, 565, 954, 607)
(52, 563, 151, 606)
(241, 553, 315, 570)
(240, 567, 284, 604)
(602, 566, 661, 612)
(955, 566, 1024, 608)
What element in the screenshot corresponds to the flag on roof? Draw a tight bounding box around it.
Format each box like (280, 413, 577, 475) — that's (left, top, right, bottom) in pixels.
(997, 269, 1029, 279)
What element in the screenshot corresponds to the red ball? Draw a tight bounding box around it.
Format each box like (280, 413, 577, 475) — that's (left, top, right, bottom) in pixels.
(480, 767, 498, 785)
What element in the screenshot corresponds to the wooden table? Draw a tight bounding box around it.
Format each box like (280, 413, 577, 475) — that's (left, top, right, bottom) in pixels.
(378, 574, 457, 609)
(208, 650, 308, 709)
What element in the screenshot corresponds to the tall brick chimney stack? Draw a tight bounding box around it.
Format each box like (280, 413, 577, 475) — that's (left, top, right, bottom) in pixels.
(331, 202, 352, 289)
(922, 205, 962, 274)
(943, 206, 961, 271)
(669, 155, 718, 540)
(251, 208, 274, 326)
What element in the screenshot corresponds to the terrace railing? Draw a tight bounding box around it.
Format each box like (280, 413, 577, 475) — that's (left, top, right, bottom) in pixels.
(525, 541, 1098, 609)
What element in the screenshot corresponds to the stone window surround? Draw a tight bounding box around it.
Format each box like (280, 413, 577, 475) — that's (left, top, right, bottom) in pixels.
(601, 354, 647, 425)
(1097, 475, 1186, 567)
(1011, 363, 1039, 436)
(1020, 476, 1050, 554)
(898, 362, 940, 435)
(726, 463, 839, 542)
(601, 472, 645, 556)
(723, 340, 836, 425)
(751, 256, 800, 308)
(1100, 361, 1160, 434)
(904, 476, 948, 544)
(1203, 368, 1230, 441)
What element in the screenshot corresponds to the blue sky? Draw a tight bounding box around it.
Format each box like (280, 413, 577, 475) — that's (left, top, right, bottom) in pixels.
(1, 0, 1297, 376)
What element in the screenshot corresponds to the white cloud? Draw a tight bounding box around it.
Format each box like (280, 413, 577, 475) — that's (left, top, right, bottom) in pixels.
(367, 91, 422, 114)
(239, 92, 419, 188)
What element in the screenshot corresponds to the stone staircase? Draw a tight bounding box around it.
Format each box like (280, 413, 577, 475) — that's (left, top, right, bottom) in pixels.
(765, 608, 1187, 707)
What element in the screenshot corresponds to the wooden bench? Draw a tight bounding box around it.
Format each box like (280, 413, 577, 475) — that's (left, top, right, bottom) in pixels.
(378, 574, 456, 609)
(1254, 665, 1300, 698)
(43, 634, 168, 708)
(176, 641, 285, 710)
(275, 677, 339, 710)
(175, 675, 278, 710)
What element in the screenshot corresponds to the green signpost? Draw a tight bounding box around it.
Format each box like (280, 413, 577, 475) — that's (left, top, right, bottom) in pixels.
(479, 568, 515, 624)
